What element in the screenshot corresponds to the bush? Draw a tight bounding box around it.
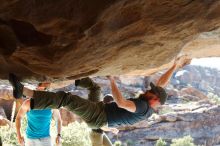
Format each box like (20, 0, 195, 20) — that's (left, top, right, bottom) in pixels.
(0, 126, 18, 146)
(171, 136, 195, 146)
(114, 140, 122, 146)
(207, 92, 220, 104)
(126, 139, 135, 146)
(156, 138, 167, 146)
(52, 122, 91, 146)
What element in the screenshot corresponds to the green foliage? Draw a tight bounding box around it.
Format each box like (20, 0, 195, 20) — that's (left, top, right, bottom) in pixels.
(0, 117, 26, 146)
(52, 122, 91, 146)
(0, 126, 18, 146)
(207, 92, 220, 104)
(171, 136, 196, 146)
(126, 139, 135, 146)
(114, 140, 122, 146)
(156, 138, 167, 146)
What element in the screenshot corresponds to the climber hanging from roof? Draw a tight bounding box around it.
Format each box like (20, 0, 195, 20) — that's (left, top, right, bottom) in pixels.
(8, 55, 191, 134)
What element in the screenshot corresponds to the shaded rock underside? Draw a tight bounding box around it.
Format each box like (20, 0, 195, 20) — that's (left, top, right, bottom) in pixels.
(0, 0, 220, 81)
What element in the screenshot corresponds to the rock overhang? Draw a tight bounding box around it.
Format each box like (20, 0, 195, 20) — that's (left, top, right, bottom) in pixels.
(0, 0, 219, 82)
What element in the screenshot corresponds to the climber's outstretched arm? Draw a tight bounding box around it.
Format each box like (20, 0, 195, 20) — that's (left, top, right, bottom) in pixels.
(107, 76, 136, 113)
(156, 55, 191, 88)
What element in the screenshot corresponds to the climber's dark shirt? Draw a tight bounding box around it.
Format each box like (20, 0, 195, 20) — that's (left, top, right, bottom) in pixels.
(105, 98, 153, 127)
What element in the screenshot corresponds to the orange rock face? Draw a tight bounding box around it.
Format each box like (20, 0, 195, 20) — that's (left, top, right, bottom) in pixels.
(0, 0, 220, 81)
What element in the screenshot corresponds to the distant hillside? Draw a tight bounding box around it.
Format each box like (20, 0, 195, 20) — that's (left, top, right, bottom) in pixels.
(171, 65, 220, 96)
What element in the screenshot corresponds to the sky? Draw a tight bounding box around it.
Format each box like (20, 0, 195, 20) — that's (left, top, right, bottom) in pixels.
(191, 57, 220, 70)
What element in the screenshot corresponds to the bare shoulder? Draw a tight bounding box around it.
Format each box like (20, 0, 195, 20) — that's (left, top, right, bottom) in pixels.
(16, 99, 30, 117)
(52, 109, 61, 117)
(23, 99, 30, 105)
(52, 109, 60, 113)
(21, 99, 31, 111)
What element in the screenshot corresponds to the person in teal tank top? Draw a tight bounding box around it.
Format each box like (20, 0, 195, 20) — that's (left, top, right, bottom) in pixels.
(15, 83, 62, 146)
(26, 109, 52, 139)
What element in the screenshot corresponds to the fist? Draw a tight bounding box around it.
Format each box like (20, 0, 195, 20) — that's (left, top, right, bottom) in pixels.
(17, 136, 25, 146)
(175, 55, 192, 68)
(111, 128, 119, 135)
(56, 136, 61, 145)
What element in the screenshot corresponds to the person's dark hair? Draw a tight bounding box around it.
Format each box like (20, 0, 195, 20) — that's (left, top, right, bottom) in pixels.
(38, 82, 51, 90)
(149, 82, 167, 104)
(38, 82, 43, 86)
(103, 94, 114, 104)
(139, 83, 167, 105)
(139, 93, 159, 101)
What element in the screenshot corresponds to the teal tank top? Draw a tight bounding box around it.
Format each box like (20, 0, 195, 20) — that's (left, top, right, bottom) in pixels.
(26, 109, 52, 139)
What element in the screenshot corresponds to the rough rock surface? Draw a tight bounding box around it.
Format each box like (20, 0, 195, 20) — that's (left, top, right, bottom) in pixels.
(0, 88, 13, 100)
(0, 99, 14, 120)
(0, 0, 220, 81)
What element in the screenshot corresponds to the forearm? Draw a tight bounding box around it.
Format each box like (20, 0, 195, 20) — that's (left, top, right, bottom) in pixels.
(109, 78, 125, 106)
(108, 77, 136, 112)
(15, 118, 22, 138)
(57, 120, 62, 135)
(53, 109, 62, 144)
(156, 63, 177, 87)
(157, 55, 192, 87)
(53, 109, 62, 135)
